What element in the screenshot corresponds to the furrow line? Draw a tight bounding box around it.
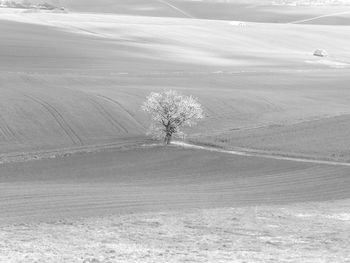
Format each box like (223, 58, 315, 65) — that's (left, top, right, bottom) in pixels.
(89, 97, 129, 134)
(25, 95, 83, 146)
(97, 94, 145, 129)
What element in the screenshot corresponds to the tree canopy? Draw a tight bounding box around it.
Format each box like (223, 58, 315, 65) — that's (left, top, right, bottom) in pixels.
(142, 90, 204, 144)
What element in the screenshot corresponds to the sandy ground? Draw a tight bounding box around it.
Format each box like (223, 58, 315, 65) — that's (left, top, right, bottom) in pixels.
(1, 200, 350, 262)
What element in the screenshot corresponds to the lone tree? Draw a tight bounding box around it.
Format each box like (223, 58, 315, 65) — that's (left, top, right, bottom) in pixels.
(142, 90, 204, 144)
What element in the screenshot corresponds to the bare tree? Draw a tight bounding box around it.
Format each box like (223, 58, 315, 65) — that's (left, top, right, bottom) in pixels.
(142, 90, 204, 144)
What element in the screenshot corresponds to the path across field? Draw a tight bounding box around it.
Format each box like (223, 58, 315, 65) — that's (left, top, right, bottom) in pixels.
(172, 141, 350, 167)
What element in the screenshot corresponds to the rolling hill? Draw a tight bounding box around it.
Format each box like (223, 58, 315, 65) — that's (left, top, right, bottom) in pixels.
(1, 2, 350, 255)
(2, 0, 350, 24)
(0, 10, 350, 156)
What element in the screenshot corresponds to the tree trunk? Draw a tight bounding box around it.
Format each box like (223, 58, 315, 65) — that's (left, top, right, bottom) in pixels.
(164, 133, 172, 145)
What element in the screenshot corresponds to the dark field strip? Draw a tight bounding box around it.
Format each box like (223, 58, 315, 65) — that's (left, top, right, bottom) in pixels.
(1, 146, 350, 224)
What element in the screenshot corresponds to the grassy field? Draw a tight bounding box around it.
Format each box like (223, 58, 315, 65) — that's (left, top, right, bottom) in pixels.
(1, 200, 350, 262)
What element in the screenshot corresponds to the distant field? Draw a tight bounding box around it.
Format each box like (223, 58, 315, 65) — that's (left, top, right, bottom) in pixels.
(3, 0, 350, 24)
(165, 0, 350, 24)
(56, 0, 350, 24)
(2, 12, 350, 72)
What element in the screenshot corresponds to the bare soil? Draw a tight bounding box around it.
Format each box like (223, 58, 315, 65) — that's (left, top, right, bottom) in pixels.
(1, 146, 350, 225)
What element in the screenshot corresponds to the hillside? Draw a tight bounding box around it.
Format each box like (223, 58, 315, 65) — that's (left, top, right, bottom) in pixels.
(2, 0, 350, 24)
(0, 11, 349, 155)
